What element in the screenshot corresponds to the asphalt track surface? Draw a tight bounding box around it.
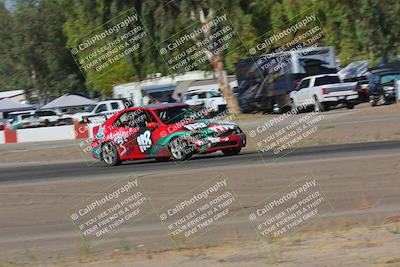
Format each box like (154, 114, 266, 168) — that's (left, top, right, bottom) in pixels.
(2, 140, 400, 183)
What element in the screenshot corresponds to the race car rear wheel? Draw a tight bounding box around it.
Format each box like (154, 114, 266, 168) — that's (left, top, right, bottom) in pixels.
(101, 142, 121, 166)
(168, 137, 192, 161)
(222, 147, 241, 156)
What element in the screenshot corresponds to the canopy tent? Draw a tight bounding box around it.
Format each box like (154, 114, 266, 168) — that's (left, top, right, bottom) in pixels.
(338, 61, 370, 80)
(0, 98, 33, 113)
(0, 98, 34, 120)
(41, 94, 96, 109)
(0, 90, 24, 100)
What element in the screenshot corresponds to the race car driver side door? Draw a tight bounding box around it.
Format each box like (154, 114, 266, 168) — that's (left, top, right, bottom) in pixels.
(112, 109, 163, 159)
(132, 109, 159, 157)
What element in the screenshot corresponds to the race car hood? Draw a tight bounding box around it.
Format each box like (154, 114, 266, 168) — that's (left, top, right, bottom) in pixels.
(167, 119, 239, 134)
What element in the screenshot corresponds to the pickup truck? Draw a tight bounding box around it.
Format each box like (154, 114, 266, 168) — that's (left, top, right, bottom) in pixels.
(69, 99, 134, 123)
(289, 74, 359, 112)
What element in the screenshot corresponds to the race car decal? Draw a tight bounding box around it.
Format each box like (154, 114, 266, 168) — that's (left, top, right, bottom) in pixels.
(95, 126, 105, 140)
(108, 128, 138, 156)
(184, 122, 208, 131)
(208, 124, 236, 133)
(137, 130, 152, 152)
(148, 131, 188, 157)
(114, 134, 129, 155)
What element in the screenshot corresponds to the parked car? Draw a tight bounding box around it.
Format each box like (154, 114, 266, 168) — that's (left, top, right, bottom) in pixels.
(91, 103, 246, 166)
(182, 89, 227, 114)
(344, 75, 370, 102)
(7, 110, 59, 129)
(289, 74, 359, 112)
(369, 62, 400, 106)
(71, 99, 134, 123)
(235, 46, 338, 113)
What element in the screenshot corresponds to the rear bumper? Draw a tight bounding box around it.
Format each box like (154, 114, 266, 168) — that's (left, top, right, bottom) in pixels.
(370, 90, 395, 99)
(322, 93, 358, 103)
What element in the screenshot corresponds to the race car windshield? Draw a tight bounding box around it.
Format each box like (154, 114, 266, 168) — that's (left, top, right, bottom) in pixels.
(155, 106, 209, 124)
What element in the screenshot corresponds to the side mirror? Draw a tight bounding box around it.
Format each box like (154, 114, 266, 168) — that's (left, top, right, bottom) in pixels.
(147, 122, 157, 129)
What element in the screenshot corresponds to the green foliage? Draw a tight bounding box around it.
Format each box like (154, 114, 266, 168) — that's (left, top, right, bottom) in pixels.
(0, 0, 86, 103)
(0, 0, 399, 99)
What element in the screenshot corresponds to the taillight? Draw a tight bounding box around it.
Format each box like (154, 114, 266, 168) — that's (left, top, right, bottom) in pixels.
(322, 88, 327, 94)
(355, 82, 361, 92)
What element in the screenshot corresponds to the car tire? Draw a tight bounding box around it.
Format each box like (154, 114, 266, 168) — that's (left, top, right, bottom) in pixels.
(380, 94, 387, 105)
(168, 137, 192, 161)
(222, 147, 241, 156)
(101, 142, 121, 166)
(314, 97, 329, 112)
(290, 98, 298, 114)
(370, 96, 378, 106)
(347, 103, 354, 109)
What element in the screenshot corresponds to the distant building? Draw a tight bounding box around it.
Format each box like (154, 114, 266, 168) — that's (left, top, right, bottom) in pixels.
(0, 90, 26, 103)
(113, 71, 216, 106)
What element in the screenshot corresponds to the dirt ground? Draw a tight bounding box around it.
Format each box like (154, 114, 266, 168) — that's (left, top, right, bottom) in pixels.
(0, 103, 399, 266)
(0, 148, 399, 266)
(21, 224, 400, 267)
(0, 103, 399, 164)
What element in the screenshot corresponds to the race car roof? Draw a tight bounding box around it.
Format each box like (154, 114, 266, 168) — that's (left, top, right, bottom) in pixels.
(141, 103, 189, 110)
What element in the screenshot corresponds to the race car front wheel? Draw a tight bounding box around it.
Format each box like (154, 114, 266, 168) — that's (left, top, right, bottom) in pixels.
(101, 142, 121, 166)
(168, 137, 192, 161)
(222, 147, 241, 156)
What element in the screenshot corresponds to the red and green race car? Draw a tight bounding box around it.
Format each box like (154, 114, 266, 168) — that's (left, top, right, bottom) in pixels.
(91, 103, 246, 166)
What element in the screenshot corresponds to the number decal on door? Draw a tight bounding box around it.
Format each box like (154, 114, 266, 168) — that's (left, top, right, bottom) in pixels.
(137, 130, 152, 152)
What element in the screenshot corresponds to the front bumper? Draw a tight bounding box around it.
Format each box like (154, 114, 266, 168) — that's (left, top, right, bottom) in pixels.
(192, 133, 246, 153)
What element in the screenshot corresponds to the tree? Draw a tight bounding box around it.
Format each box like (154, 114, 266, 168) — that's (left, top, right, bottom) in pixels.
(2, 0, 399, 105)
(0, 0, 85, 103)
(0, 2, 17, 91)
(152, 0, 245, 113)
